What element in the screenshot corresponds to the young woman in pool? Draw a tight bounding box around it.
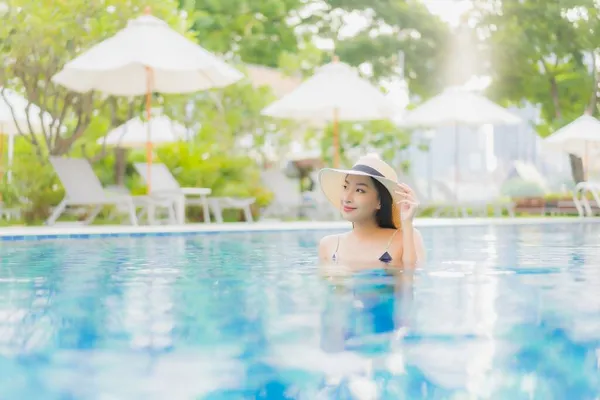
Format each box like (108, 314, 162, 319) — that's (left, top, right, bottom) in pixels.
(317, 153, 426, 267)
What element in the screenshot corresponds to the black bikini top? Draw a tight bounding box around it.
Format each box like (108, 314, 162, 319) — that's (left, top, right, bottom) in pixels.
(331, 230, 400, 263)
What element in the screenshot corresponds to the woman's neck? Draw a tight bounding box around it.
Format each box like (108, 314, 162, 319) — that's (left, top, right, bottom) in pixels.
(352, 219, 381, 238)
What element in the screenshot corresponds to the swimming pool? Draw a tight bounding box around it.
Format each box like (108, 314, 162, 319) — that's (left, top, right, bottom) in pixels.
(0, 222, 599, 399)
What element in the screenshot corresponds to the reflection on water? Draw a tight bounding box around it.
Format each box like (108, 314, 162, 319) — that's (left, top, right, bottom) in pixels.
(0, 224, 599, 398)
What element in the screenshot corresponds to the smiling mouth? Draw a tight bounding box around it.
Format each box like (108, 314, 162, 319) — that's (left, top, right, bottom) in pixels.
(342, 206, 356, 212)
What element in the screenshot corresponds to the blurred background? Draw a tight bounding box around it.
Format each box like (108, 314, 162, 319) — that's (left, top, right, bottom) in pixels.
(0, 0, 599, 225)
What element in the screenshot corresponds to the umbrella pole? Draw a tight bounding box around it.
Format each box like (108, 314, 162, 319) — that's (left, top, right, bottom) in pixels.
(333, 108, 340, 168)
(584, 142, 589, 181)
(145, 66, 154, 193)
(454, 123, 459, 195)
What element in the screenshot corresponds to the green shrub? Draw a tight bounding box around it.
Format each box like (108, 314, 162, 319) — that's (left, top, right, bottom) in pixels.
(6, 155, 64, 224)
(128, 143, 273, 222)
(3, 137, 274, 224)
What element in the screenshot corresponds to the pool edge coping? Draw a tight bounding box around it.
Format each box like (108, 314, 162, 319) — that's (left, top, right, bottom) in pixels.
(0, 217, 599, 241)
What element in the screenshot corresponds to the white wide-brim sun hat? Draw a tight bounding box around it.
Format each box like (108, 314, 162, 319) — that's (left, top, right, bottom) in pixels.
(318, 154, 403, 229)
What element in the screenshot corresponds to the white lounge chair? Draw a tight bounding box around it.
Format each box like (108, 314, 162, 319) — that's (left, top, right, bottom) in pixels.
(46, 157, 139, 226)
(104, 184, 177, 225)
(573, 181, 600, 217)
(207, 197, 255, 223)
(134, 163, 212, 224)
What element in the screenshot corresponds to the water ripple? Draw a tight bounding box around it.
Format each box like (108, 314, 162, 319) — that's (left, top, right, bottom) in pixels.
(0, 224, 599, 398)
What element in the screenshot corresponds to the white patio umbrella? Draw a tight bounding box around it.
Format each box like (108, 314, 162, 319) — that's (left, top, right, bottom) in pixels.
(399, 86, 522, 191)
(261, 58, 396, 167)
(400, 87, 522, 127)
(0, 88, 56, 183)
(52, 7, 244, 190)
(97, 115, 191, 148)
(543, 114, 600, 180)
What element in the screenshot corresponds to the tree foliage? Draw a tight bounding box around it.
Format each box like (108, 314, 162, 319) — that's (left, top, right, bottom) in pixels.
(1, 0, 450, 165)
(0, 0, 187, 160)
(472, 0, 600, 182)
(181, 0, 305, 68)
(161, 70, 299, 165)
(0, 0, 455, 223)
(304, 0, 451, 98)
(182, 0, 451, 100)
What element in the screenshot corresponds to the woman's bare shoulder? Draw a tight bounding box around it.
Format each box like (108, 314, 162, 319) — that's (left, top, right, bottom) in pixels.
(318, 233, 345, 260)
(319, 234, 338, 251)
(319, 233, 340, 245)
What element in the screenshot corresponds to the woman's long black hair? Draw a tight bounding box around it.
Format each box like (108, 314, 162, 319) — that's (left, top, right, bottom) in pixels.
(371, 177, 396, 229)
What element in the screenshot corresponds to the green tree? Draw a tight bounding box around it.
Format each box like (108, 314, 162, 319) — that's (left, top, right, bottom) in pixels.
(304, 0, 451, 99)
(182, 0, 453, 95)
(180, 0, 306, 67)
(472, 0, 600, 183)
(160, 69, 300, 166)
(271, 1, 451, 167)
(179, 0, 451, 169)
(0, 0, 187, 161)
(317, 120, 411, 167)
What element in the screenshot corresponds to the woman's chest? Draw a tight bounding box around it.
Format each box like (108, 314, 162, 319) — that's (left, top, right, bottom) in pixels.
(336, 239, 402, 263)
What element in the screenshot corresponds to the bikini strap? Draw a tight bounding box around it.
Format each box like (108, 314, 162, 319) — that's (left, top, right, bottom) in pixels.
(379, 230, 400, 264)
(385, 229, 401, 251)
(332, 235, 341, 261)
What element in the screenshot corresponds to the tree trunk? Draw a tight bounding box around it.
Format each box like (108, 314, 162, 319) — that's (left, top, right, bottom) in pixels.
(114, 148, 128, 186)
(569, 153, 585, 184)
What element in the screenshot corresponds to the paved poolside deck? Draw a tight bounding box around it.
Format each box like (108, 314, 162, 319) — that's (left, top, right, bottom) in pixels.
(0, 217, 599, 240)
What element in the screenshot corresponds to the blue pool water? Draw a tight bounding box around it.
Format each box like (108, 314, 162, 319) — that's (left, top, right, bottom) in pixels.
(0, 223, 599, 399)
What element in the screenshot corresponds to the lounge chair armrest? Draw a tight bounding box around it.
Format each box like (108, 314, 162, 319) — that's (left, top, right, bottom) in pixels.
(149, 189, 183, 197)
(181, 187, 212, 196)
(130, 195, 171, 206)
(103, 190, 133, 202)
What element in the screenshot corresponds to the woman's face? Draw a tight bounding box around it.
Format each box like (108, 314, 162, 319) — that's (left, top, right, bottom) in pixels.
(340, 175, 380, 223)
